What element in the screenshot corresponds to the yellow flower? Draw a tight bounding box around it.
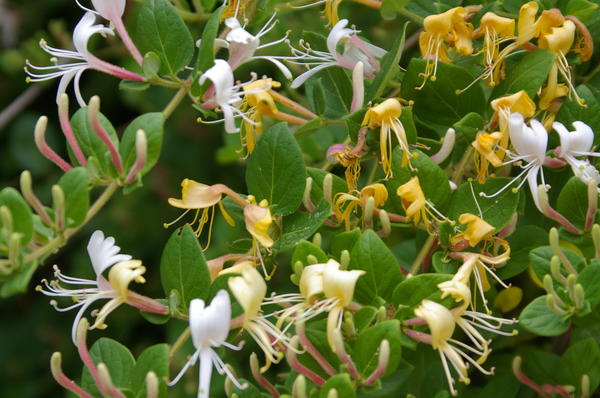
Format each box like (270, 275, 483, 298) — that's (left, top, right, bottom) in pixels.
(362, 98, 411, 178)
(242, 79, 281, 154)
(472, 132, 503, 183)
(472, 12, 515, 87)
(490, 90, 536, 160)
(455, 213, 496, 247)
(514, 1, 539, 45)
(396, 177, 446, 229)
(418, 7, 474, 87)
(166, 179, 235, 246)
(333, 183, 388, 230)
(244, 198, 275, 249)
(324, 0, 343, 26)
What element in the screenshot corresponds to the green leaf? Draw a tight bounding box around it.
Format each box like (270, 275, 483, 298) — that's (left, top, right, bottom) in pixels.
(392, 273, 452, 307)
(159, 225, 211, 308)
(192, 5, 225, 96)
(132, 344, 169, 398)
(452, 112, 484, 142)
(529, 246, 586, 284)
(306, 168, 348, 204)
(565, 0, 599, 22)
(519, 296, 570, 336)
(291, 240, 328, 266)
(331, 228, 361, 259)
(275, 200, 331, 251)
(400, 58, 486, 135)
(0, 261, 37, 297)
(354, 306, 378, 331)
(320, 374, 356, 398)
(349, 230, 404, 303)
(142, 51, 161, 78)
(58, 167, 89, 228)
(448, 178, 520, 230)
(293, 117, 329, 139)
(246, 123, 307, 216)
(0, 187, 34, 244)
(353, 320, 402, 376)
(578, 263, 600, 309)
(81, 338, 136, 396)
(556, 177, 589, 230)
(134, 0, 194, 76)
(556, 85, 600, 146)
(119, 112, 165, 176)
(497, 225, 548, 279)
(119, 80, 151, 91)
(491, 50, 556, 100)
(366, 22, 407, 101)
(70, 107, 119, 174)
(559, 337, 600, 394)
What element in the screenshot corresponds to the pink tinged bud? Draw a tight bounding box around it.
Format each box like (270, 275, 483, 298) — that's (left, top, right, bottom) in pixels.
(88, 96, 122, 174)
(59, 94, 87, 166)
(34, 116, 73, 172)
(350, 61, 364, 112)
(250, 353, 280, 398)
(144, 372, 159, 398)
(331, 328, 360, 379)
(585, 178, 597, 231)
(76, 318, 112, 397)
(50, 352, 93, 398)
(363, 339, 390, 386)
(537, 185, 581, 235)
(20, 170, 52, 226)
(97, 363, 126, 398)
(296, 318, 336, 376)
(303, 177, 316, 211)
(286, 336, 325, 386)
(124, 129, 148, 185)
(431, 128, 455, 164)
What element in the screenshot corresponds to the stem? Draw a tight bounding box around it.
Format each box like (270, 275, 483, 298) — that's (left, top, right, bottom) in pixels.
(213, 184, 248, 208)
(269, 90, 317, 119)
(270, 111, 308, 125)
(127, 291, 169, 314)
(296, 320, 336, 376)
(397, 7, 424, 23)
(162, 83, 189, 119)
(410, 234, 435, 275)
(169, 327, 191, 360)
(451, 147, 473, 184)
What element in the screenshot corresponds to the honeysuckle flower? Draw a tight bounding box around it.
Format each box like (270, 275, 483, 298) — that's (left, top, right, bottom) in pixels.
(452, 213, 496, 247)
(328, 144, 362, 191)
(168, 291, 244, 398)
(472, 131, 503, 183)
(362, 98, 411, 177)
(228, 263, 291, 371)
(167, 179, 235, 242)
(471, 12, 515, 88)
(288, 19, 386, 88)
(36, 230, 141, 343)
(396, 177, 447, 230)
(224, 16, 292, 78)
(482, 113, 547, 213)
(554, 120, 600, 186)
(25, 12, 144, 106)
(333, 183, 388, 230)
(490, 90, 536, 157)
(199, 60, 262, 133)
(244, 196, 275, 249)
(418, 7, 474, 88)
(290, 0, 343, 26)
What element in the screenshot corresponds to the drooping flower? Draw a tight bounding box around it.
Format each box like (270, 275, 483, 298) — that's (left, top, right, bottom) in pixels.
(452, 213, 496, 247)
(25, 12, 144, 106)
(482, 113, 548, 213)
(36, 230, 144, 343)
(472, 131, 504, 183)
(168, 291, 244, 398)
(228, 264, 291, 371)
(362, 98, 411, 177)
(224, 16, 292, 78)
(288, 19, 386, 88)
(166, 179, 235, 244)
(554, 120, 600, 186)
(418, 7, 474, 88)
(490, 90, 536, 159)
(396, 177, 447, 230)
(333, 183, 388, 230)
(244, 196, 275, 249)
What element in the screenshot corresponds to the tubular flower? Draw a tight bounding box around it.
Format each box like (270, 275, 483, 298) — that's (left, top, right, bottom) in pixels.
(228, 264, 291, 371)
(36, 230, 141, 343)
(224, 16, 292, 78)
(362, 98, 411, 177)
(244, 196, 275, 249)
(490, 90, 536, 160)
(472, 131, 503, 183)
(25, 12, 144, 106)
(321, 260, 364, 351)
(396, 177, 447, 230)
(482, 113, 548, 213)
(167, 179, 235, 244)
(554, 120, 600, 186)
(333, 183, 388, 230)
(471, 12, 515, 88)
(327, 144, 362, 191)
(242, 78, 281, 154)
(288, 19, 386, 88)
(418, 7, 474, 88)
(452, 213, 496, 247)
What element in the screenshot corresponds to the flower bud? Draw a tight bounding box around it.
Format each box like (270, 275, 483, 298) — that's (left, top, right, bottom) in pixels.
(52, 184, 65, 231)
(292, 374, 306, 398)
(340, 250, 350, 270)
(312, 232, 322, 248)
(323, 173, 333, 204)
(378, 210, 391, 237)
(145, 371, 159, 398)
(0, 205, 13, 237)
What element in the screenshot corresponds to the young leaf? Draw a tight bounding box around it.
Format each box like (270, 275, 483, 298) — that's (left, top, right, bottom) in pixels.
(275, 200, 331, 251)
(291, 240, 328, 266)
(159, 225, 211, 308)
(558, 337, 600, 395)
(81, 337, 136, 396)
(132, 344, 169, 398)
(319, 374, 356, 398)
(529, 246, 586, 284)
(577, 262, 600, 309)
(119, 112, 165, 176)
(0, 187, 34, 244)
(519, 295, 570, 336)
(392, 273, 452, 307)
(349, 230, 404, 303)
(353, 320, 402, 376)
(134, 0, 194, 76)
(195, 5, 225, 75)
(246, 123, 307, 216)
(0, 261, 37, 298)
(58, 167, 89, 228)
(491, 50, 556, 100)
(452, 112, 484, 142)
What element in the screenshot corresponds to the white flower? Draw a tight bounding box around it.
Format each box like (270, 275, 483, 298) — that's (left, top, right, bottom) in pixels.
(25, 12, 144, 106)
(76, 0, 125, 20)
(554, 120, 600, 186)
(36, 230, 142, 344)
(199, 59, 268, 133)
(482, 113, 548, 212)
(168, 290, 244, 398)
(288, 19, 386, 88)
(224, 15, 292, 79)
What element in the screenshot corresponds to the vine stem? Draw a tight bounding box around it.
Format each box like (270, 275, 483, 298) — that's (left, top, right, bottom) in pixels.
(410, 234, 435, 275)
(169, 326, 191, 360)
(162, 83, 190, 119)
